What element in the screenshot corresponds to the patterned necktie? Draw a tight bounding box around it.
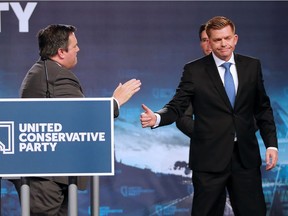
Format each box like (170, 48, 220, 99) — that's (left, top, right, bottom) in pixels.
(222, 62, 235, 106)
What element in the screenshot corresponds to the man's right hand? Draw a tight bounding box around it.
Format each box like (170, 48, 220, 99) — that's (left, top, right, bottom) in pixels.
(140, 104, 156, 128)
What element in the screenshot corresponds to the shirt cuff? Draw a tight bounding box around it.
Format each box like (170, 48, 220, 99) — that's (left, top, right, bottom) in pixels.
(153, 113, 161, 128)
(267, 147, 278, 151)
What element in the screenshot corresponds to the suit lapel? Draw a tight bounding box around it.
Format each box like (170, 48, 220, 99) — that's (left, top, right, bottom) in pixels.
(204, 55, 233, 109)
(234, 54, 245, 108)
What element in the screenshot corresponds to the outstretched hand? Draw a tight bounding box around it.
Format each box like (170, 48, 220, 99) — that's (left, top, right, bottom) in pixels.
(140, 104, 156, 128)
(113, 79, 141, 106)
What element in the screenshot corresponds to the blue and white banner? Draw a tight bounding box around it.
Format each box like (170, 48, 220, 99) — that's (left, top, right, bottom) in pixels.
(1, 1, 288, 215)
(0, 98, 114, 177)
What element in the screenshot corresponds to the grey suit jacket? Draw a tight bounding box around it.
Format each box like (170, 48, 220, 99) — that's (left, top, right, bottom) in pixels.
(156, 53, 278, 172)
(20, 58, 119, 190)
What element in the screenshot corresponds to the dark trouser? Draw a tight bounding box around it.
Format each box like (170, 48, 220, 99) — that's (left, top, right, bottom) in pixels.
(11, 177, 68, 216)
(191, 143, 266, 216)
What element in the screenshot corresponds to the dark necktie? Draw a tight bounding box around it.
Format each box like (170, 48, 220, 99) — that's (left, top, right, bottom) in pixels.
(222, 62, 235, 106)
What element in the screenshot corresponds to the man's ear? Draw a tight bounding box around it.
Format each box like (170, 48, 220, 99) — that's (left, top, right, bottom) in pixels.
(57, 48, 66, 59)
(234, 34, 238, 46)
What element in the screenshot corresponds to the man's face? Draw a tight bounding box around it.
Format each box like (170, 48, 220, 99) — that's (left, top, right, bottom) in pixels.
(62, 33, 80, 69)
(200, 30, 212, 56)
(208, 25, 238, 61)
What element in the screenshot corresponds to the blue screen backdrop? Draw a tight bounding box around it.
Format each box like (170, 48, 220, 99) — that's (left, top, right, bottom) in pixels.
(0, 1, 287, 215)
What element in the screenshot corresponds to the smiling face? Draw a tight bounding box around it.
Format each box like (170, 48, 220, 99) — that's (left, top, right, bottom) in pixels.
(208, 25, 238, 61)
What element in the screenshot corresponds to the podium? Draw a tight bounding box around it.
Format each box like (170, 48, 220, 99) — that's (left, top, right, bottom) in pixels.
(0, 98, 115, 215)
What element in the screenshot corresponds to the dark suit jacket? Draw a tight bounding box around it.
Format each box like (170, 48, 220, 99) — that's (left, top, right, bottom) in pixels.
(175, 103, 194, 138)
(157, 53, 278, 172)
(19, 58, 119, 190)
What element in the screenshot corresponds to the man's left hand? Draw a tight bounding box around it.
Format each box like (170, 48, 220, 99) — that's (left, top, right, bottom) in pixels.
(113, 79, 141, 106)
(266, 148, 278, 171)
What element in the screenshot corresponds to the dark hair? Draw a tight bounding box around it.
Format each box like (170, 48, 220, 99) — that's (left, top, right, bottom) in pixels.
(37, 24, 76, 59)
(205, 16, 236, 38)
(198, 24, 206, 41)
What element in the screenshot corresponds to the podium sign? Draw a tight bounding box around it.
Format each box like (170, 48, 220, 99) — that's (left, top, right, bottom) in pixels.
(0, 98, 114, 177)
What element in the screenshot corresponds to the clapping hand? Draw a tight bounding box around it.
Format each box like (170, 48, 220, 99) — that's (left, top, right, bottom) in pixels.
(113, 79, 141, 106)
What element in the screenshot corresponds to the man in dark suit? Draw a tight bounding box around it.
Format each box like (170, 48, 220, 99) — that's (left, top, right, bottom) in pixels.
(176, 23, 211, 139)
(176, 24, 227, 216)
(11, 24, 141, 216)
(140, 16, 278, 216)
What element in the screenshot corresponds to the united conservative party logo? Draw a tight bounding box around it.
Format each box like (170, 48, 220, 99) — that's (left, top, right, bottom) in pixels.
(0, 121, 14, 154)
(0, 121, 106, 154)
(0, 99, 113, 175)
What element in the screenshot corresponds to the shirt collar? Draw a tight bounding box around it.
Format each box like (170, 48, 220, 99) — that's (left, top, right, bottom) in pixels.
(212, 52, 235, 67)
